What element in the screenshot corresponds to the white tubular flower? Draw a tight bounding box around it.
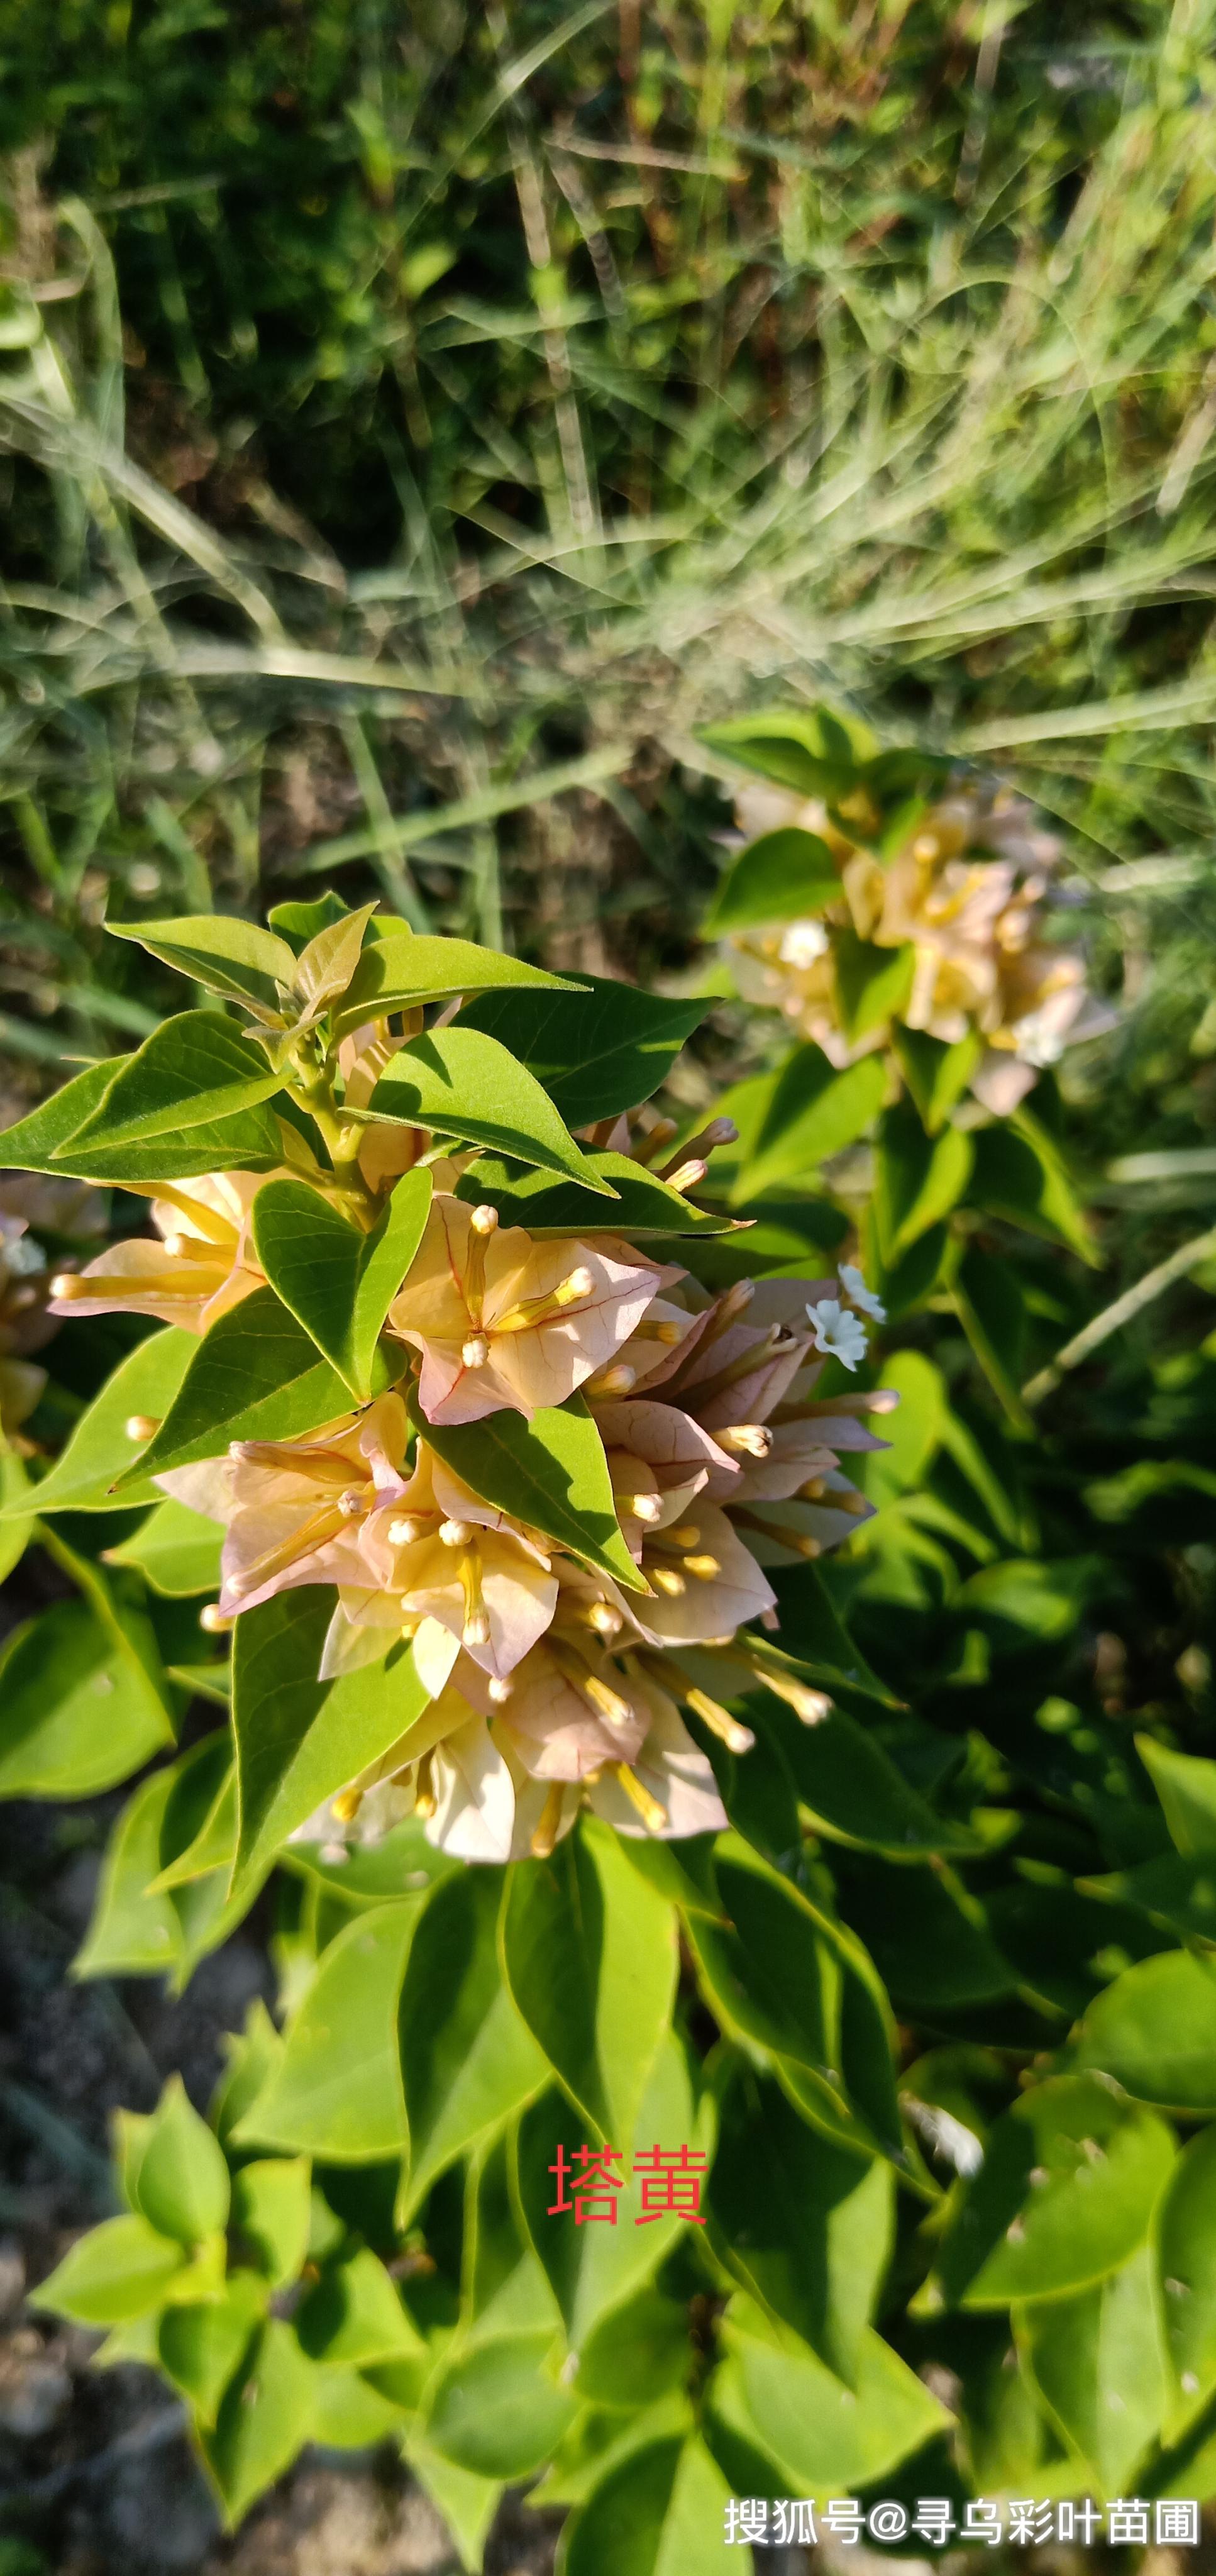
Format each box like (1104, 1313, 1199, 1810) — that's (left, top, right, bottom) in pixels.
(838, 1262, 887, 1323)
(805, 1297, 868, 1372)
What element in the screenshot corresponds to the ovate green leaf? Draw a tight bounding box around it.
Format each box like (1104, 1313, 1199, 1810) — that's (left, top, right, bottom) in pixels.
(418, 1396, 644, 1594)
(235, 1902, 418, 2160)
(934, 2072, 1176, 2309)
(501, 1817, 677, 2148)
(366, 1027, 614, 1192)
(251, 1167, 431, 1398)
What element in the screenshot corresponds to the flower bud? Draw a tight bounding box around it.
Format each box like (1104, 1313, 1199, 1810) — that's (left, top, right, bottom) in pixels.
(439, 1518, 474, 1547)
(124, 1414, 161, 1441)
(199, 1603, 235, 1634)
(389, 1516, 427, 1546)
(462, 1333, 490, 1369)
(470, 1204, 499, 1235)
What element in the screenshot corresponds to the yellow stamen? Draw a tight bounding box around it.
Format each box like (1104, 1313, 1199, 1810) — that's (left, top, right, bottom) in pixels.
(663, 1158, 707, 1197)
(653, 1320, 685, 1346)
(614, 1763, 666, 1832)
(649, 1565, 686, 1598)
(733, 1507, 821, 1559)
(389, 1515, 429, 1545)
(750, 1662, 833, 1725)
(683, 1555, 721, 1581)
(226, 1502, 350, 1599)
(199, 1603, 235, 1634)
(583, 1674, 635, 1731)
(667, 1523, 700, 1548)
(331, 1787, 363, 1825)
(721, 1423, 771, 1458)
(531, 1781, 565, 1859)
(460, 1550, 490, 1648)
(494, 1267, 595, 1335)
(685, 1687, 754, 1755)
(630, 1492, 663, 1524)
(584, 1599, 623, 1640)
(587, 1363, 636, 1396)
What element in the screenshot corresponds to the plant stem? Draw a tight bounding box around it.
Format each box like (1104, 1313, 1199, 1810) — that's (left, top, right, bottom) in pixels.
(1022, 1223, 1216, 1406)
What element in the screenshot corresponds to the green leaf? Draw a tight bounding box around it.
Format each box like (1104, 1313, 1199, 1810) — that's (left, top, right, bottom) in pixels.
(365, 1027, 614, 1193)
(970, 1111, 1099, 1265)
(65, 1013, 285, 1150)
(1157, 2124, 1216, 2428)
(297, 2247, 423, 2365)
(106, 913, 297, 1016)
(833, 930, 915, 1045)
(873, 1100, 973, 1260)
(399, 1870, 546, 2216)
(709, 2068, 890, 2384)
(0, 1057, 124, 1173)
(1083, 1852, 1216, 1949)
(892, 1025, 983, 1135)
(1137, 1735, 1216, 1854)
(690, 1845, 902, 2162)
(425, 2333, 575, 2480)
(121, 1290, 354, 1489)
(501, 1817, 678, 2148)
(705, 828, 839, 934)
(953, 1247, 1032, 1430)
(73, 1768, 185, 1980)
(934, 2072, 1176, 2309)
(0, 1596, 172, 1799)
(457, 977, 707, 1127)
(709, 2296, 949, 2499)
(32, 2214, 186, 2326)
(18, 1327, 195, 1514)
(1074, 1951, 1216, 2112)
(105, 1499, 223, 1596)
(334, 933, 582, 1033)
(0, 1438, 33, 1582)
(1015, 2243, 1168, 2491)
(132, 2074, 231, 2244)
(575, 2290, 691, 2412)
(235, 1902, 417, 2160)
(560, 2433, 736, 2576)
(517, 2038, 710, 2347)
(200, 2319, 317, 2525)
(419, 1396, 644, 1594)
(753, 1694, 981, 1858)
(453, 1153, 736, 1239)
(406, 2438, 503, 2575)
(732, 1044, 885, 1202)
(698, 706, 876, 799)
(230, 2160, 312, 2288)
(231, 1591, 431, 1894)
(158, 2273, 267, 2426)
(311, 2369, 412, 2450)
(251, 1168, 432, 1398)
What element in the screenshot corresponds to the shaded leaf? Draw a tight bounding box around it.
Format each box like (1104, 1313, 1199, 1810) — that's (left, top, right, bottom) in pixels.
(934, 2072, 1175, 2309)
(231, 1591, 431, 1894)
(458, 978, 706, 1127)
(419, 1397, 644, 1594)
(502, 1818, 677, 2149)
(116, 1291, 355, 1489)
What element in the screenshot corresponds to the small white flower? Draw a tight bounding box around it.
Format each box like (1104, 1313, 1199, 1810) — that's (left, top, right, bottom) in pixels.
(777, 918, 830, 970)
(805, 1297, 868, 1372)
(838, 1262, 887, 1324)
